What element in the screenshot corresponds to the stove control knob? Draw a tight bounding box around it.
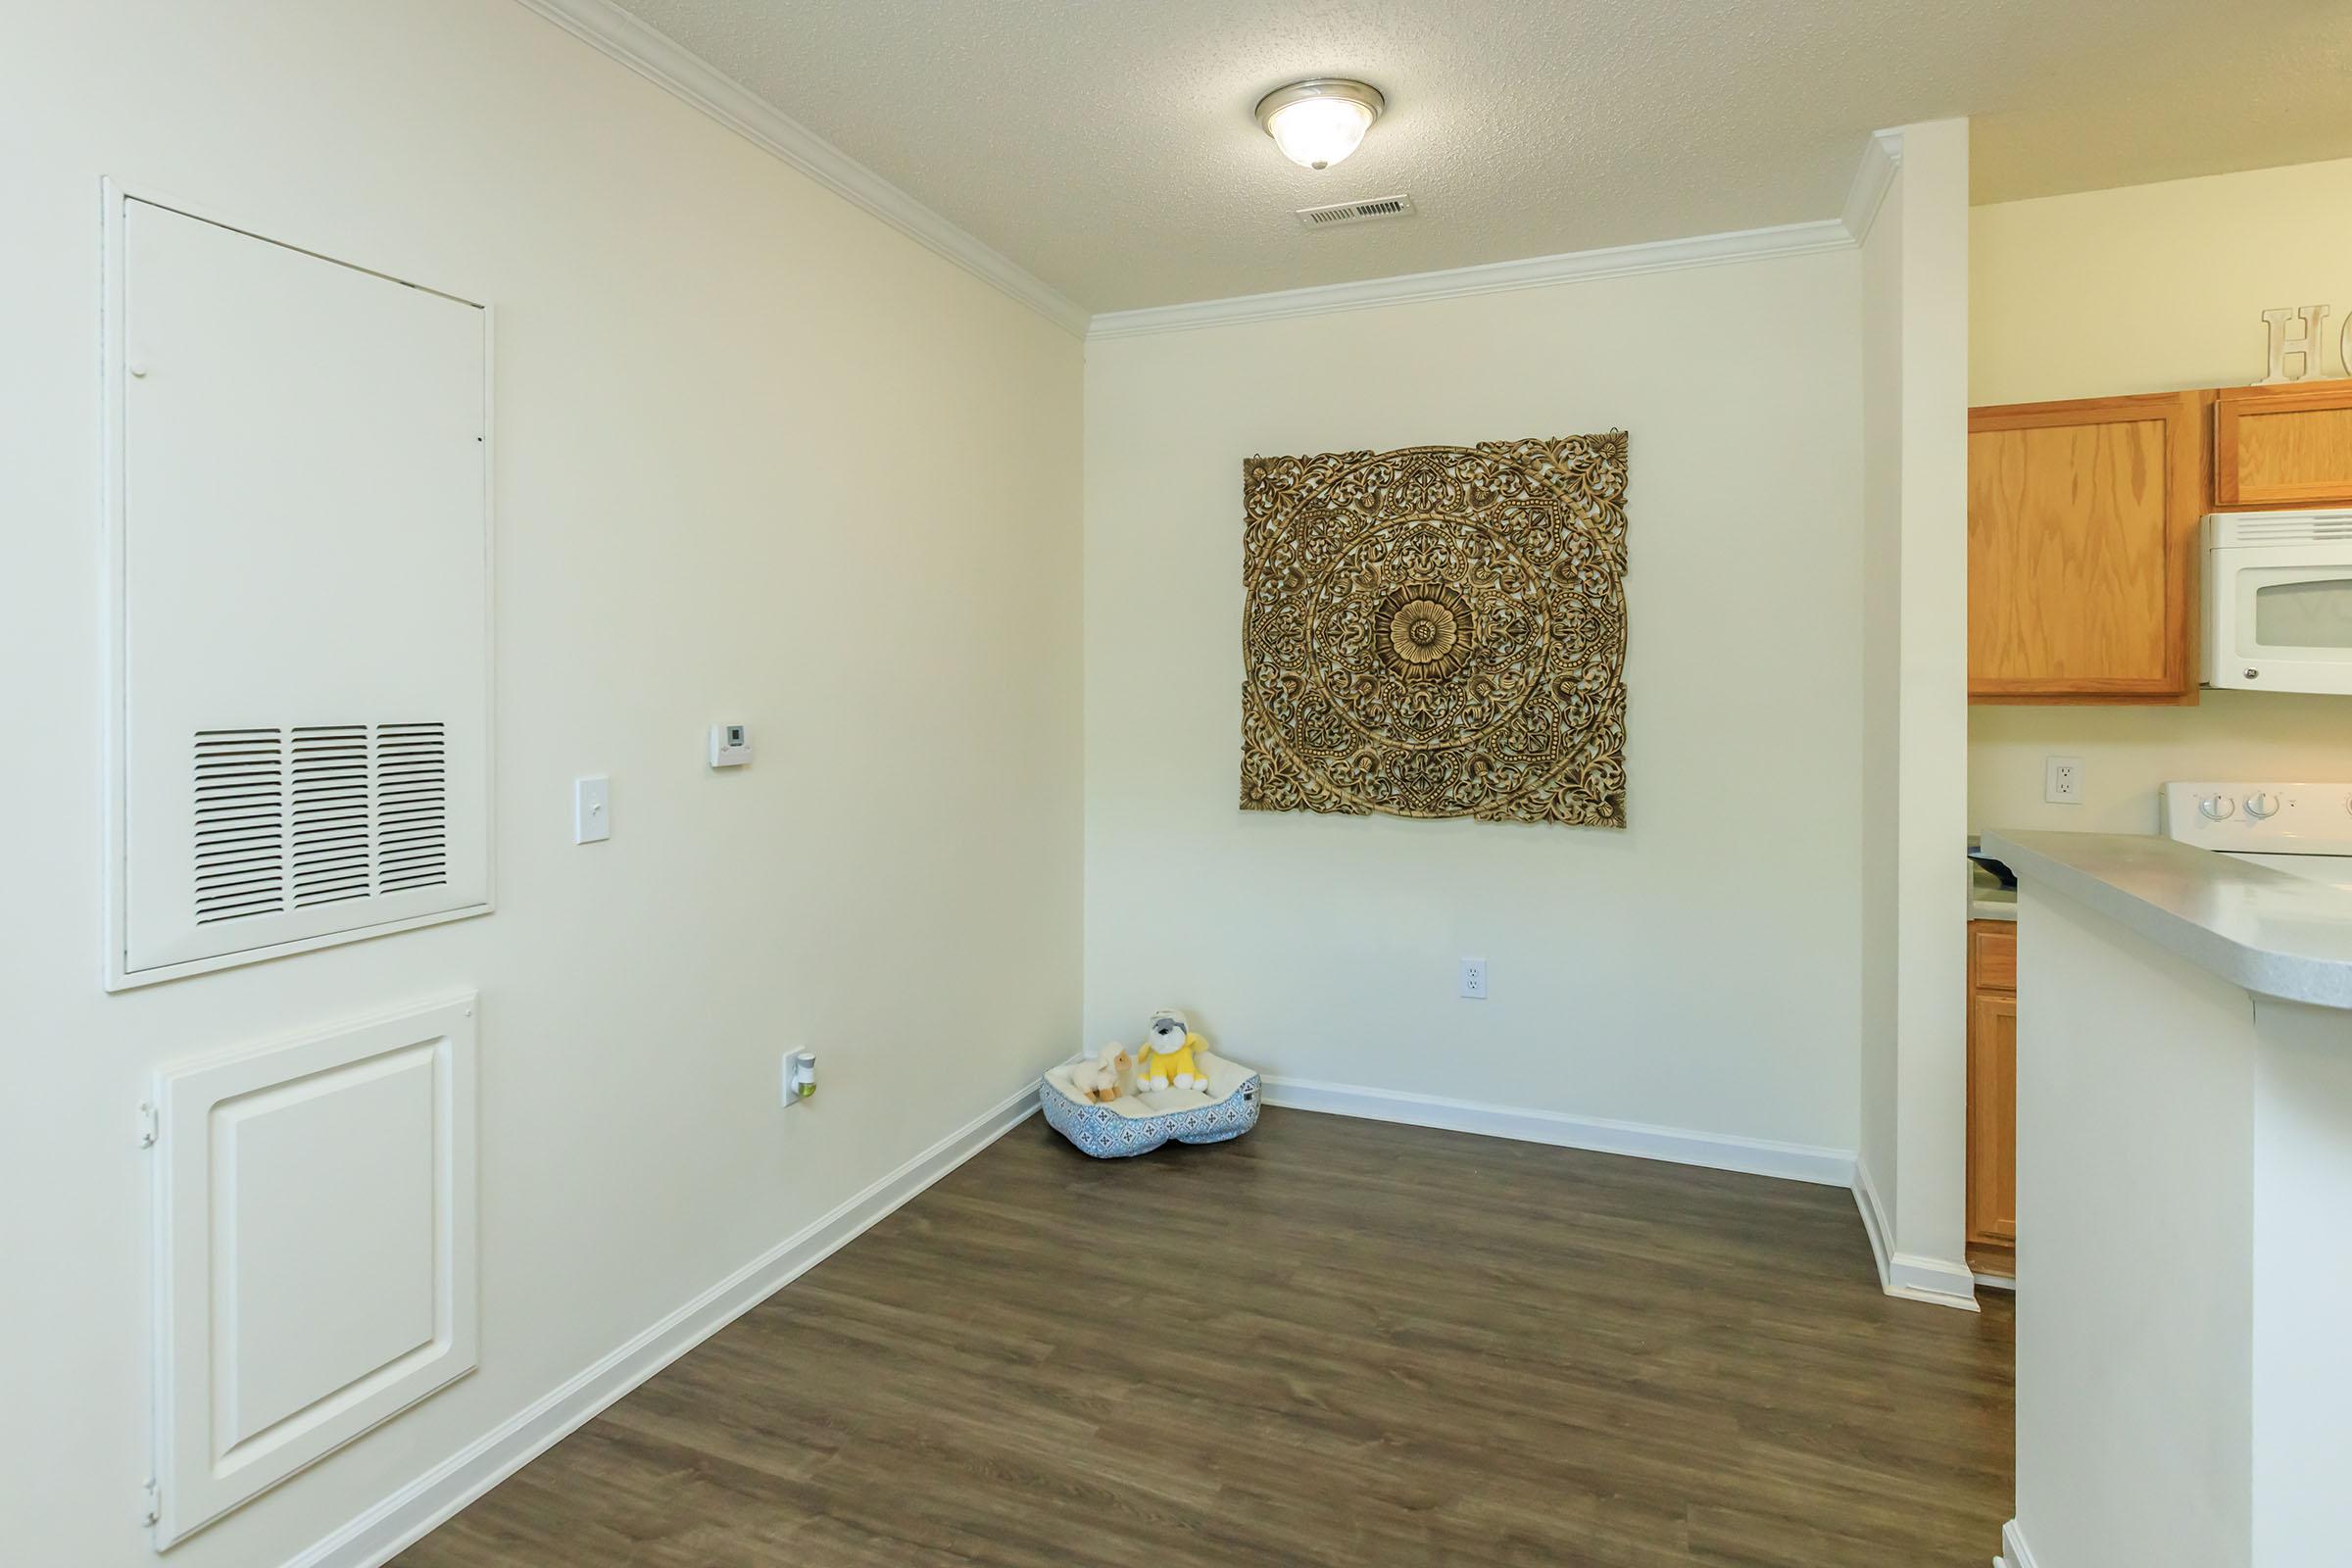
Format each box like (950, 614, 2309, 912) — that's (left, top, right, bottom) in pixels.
(2245, 792, 2280, 820)
(2200, 794, 2238, 822)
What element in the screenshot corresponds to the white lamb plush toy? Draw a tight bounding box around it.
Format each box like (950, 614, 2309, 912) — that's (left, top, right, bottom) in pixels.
(1066, 1042, 1133, 1104)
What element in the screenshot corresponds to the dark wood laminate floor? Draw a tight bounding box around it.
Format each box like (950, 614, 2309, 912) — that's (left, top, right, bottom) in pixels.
(398, 1109, 2013, 1568)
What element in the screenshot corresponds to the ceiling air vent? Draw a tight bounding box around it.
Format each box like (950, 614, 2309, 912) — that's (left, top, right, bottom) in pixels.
(1296, 193, 1416, 230)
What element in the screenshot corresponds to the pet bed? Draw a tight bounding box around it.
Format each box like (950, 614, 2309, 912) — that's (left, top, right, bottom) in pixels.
(1040, 1050, 1261, 1158)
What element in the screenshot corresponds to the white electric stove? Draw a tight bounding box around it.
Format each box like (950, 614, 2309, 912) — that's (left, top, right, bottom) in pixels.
(2159, 781, 2352, 891)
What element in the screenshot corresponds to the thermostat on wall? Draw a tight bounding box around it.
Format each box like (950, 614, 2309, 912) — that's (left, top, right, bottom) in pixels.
(709, 723, 753, 768)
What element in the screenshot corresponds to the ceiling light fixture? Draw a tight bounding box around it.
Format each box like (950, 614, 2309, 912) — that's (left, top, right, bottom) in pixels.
(1255, 78, 1386, 172)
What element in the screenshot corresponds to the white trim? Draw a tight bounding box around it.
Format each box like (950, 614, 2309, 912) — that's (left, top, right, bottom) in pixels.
(1851, 1155, 1982, 1311)
(490, 14, 1900, 342)
(1973, 1269, 2016, 1294)
(1262, 1076, 1855, 1187)
(1997, 1517, 2039, 1568)
(1886, 1249, 1981, 1309)
(507, 0, 1089, 337)
(279, 1077, 1044, 1568)
(1086, 218, 1855, 340)
(1841, 128, 1904, 244)
(1852, 1153, 1896, 1284)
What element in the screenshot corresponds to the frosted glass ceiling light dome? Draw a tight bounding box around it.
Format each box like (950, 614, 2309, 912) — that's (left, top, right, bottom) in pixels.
(1256, 78, 1386, 171)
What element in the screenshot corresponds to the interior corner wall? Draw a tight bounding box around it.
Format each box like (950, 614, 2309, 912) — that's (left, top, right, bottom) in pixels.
(1858, 168, 1905, 1228)
(1082, 250, 1866, 1159)
(0, 4, 1083, 1565)
(1968, 155, 2352, 837)
(1888, 118, 1974, 1293)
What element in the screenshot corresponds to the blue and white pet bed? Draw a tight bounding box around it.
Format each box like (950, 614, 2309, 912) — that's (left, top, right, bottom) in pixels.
(1040, 1050, 1261, 1158)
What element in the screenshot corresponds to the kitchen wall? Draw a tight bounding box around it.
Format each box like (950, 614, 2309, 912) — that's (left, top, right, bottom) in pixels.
(0, 4, 1082, 1565)
(1970, 156, 2352, 833)
(1083, 249, 1867, 1158)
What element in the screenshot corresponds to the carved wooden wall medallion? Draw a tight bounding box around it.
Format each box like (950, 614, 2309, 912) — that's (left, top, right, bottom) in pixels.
(1240, 434, 1629, 827)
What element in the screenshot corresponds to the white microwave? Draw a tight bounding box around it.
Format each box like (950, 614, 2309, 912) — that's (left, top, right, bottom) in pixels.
(2204, 511, 2352, 694)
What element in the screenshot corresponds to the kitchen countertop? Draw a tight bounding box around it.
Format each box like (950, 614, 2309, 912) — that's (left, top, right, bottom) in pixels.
(1969, 861, 2017, 923)
(1980, 829, 2352, 1009)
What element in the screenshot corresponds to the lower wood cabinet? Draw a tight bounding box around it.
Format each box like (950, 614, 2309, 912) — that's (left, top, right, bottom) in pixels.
(1967, 920, 2018, 1266)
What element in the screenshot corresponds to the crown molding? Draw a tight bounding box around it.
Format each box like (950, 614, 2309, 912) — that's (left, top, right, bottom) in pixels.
(1086, 217, 1854, 340)
(1841, 128, 1905, 244)
(509, 0, 1090, 336)
(501, 16, 1902, 349)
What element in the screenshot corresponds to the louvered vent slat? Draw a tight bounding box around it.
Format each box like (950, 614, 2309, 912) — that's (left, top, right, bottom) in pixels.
(1294, 193, 1416, 228)
(291, 725, 371, 908)
(194, 729, 286, 923)
(190, 720, 451, 925)
(2235, 518, 2352, 541)
(2216, 510, 2352, 546)
(375, 722, 449, 894)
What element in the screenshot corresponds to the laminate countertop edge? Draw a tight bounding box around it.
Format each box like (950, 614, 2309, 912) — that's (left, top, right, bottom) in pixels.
(1979, 829, 2352, 1011)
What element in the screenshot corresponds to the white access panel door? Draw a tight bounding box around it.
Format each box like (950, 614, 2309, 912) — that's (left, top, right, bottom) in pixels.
(151, 996, 478, 1547)
(111, 193, 492, 987)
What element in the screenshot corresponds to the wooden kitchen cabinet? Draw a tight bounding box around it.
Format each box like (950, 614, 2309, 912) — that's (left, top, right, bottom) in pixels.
(1968, 391, 2208, 704)
(1967, 919, 2018, 1267)
(2215, 379, 2352, 509)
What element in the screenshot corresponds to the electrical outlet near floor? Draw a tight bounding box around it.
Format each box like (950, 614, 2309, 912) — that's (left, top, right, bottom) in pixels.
(1458, 956, 1489, 1001)
(2044, 756, 2085, 805)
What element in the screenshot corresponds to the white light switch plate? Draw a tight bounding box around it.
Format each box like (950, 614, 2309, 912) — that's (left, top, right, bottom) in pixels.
(573, 775, 611, 843)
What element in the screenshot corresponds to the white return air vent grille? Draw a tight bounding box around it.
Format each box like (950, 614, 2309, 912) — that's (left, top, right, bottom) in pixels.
(194, 723, 448, 926)
(110, 191, 490, 988)
(1296, 193, 1416, 229)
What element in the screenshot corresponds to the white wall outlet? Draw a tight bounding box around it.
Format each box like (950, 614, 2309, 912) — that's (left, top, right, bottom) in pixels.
(2044, 756, 2085, 805)
(781, 1050, 816, 1107)
(573, 775, 611, 843)
(1458, 956, 1489, 1001)
(709, 723, 753, 768)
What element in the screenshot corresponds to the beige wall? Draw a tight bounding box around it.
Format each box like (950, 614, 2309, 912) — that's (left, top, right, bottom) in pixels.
(2012, 887, 2256, 1568)
(1858, 120, 1977, 1302)
(1084, 252, 1866, 1154)
(0, 4, 1082, 1564)
(1859, 170, 1905, 1236)
(1970, 157, 2352, 835)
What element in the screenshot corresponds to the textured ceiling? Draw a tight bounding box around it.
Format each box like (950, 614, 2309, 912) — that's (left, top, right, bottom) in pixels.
(607, 0, 2352, 314)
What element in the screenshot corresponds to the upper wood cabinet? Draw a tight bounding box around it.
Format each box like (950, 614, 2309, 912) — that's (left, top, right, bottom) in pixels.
(2215, 379, 2352, 510)
(1968, 391, 2208, 704)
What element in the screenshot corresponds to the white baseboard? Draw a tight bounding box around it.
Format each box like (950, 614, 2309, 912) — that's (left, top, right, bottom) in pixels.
(1850, 1156, 1980, 1312)
(1852, 1153, 1895, 1280)
(1886, 1249, 1981, 1309)
(1262, 1075, 1856, 1187)
(1997, 1516, 2037, 1568)
(283, 1077, 1043, 1568)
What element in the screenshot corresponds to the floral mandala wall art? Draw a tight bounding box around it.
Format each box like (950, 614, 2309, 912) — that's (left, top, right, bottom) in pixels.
(1239, 434, 1629, 828)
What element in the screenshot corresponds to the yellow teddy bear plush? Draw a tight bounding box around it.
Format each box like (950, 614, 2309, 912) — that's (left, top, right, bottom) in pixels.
(1134, 1007, 1209, 1093)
